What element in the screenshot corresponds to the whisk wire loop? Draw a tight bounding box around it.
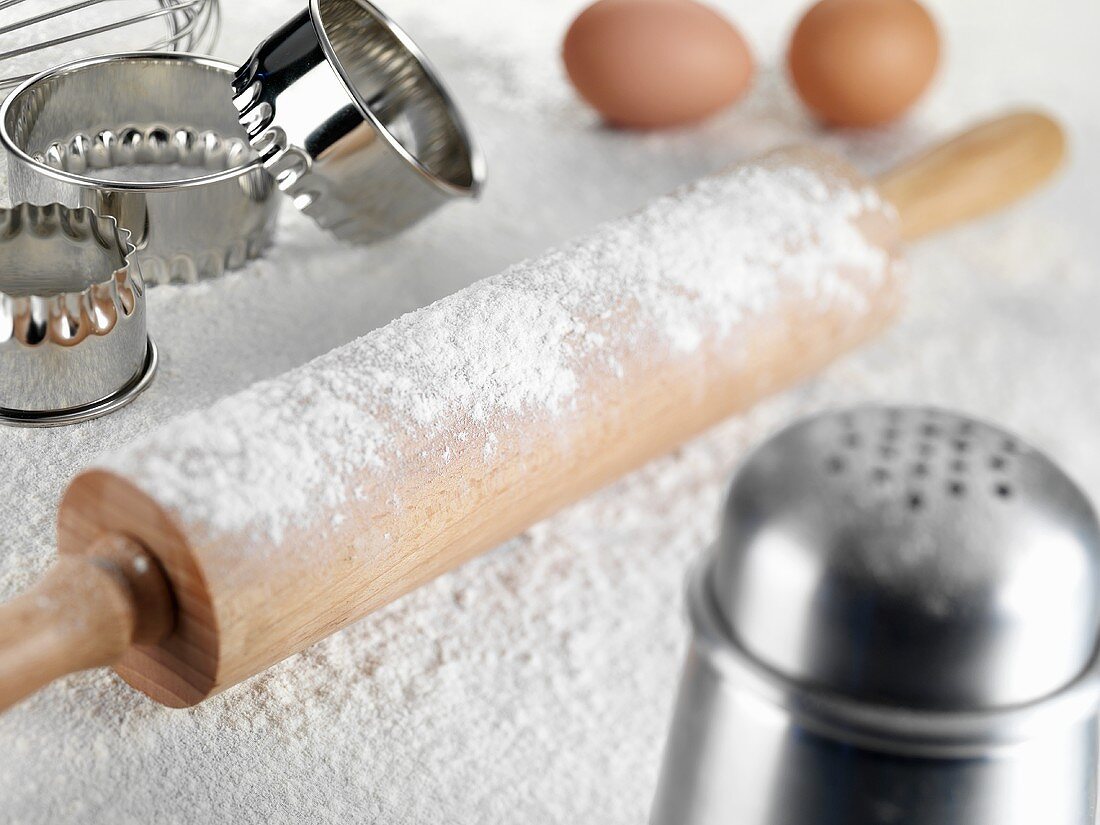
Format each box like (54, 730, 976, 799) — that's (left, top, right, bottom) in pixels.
(0, 0, 220, 88)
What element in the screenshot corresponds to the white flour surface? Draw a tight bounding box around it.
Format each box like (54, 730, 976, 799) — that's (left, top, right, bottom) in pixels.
(0, 0, 1097, 822)
(102, 154, 896, 549)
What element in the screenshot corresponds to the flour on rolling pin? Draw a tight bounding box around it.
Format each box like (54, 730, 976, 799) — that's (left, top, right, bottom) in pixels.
(5, 113, 1057, 708)
(102, 148, 901, 550)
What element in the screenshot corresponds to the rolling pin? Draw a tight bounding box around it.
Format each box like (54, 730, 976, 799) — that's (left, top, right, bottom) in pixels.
(0, 111, 1065, 711)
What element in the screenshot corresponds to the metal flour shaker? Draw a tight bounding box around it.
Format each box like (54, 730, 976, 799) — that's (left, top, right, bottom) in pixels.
(652, 407, 1100, 824)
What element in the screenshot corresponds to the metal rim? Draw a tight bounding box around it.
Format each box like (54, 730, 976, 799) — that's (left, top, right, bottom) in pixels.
(0, 52, 267, 192)
(688, 556, 1100, 759)
(0, 337, 158, 428)
(307, 0, 486, 199)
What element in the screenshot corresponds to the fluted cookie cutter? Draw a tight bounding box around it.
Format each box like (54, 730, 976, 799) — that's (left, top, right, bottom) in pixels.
(0, 53, 281, 285)
(233, 0, 485, 244)
(0, 204, 156, 427)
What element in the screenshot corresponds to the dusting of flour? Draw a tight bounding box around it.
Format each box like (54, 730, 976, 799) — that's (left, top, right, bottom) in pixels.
(0, 0, 1097, 822)
(103, 155, 894, 546)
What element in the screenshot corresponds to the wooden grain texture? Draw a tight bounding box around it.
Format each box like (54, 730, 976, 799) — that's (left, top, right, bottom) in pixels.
(877, 111, 1066, 241)
(56, 170, 905, 705)
(1, 112, 1067, 710)
(0, 536, 172, 711)
(58, 493, 214, 707)
(62, 292, 904, 705)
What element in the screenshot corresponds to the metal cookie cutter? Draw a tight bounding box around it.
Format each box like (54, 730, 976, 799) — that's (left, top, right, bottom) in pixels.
(233, 0, 485, 244)
(0, 53, 281, 285)
(0, 204, 156, 427)
(652, 407, 1100, 825)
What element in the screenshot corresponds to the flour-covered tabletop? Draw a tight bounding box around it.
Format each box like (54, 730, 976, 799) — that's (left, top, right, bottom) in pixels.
(0, 0, 1097, 822)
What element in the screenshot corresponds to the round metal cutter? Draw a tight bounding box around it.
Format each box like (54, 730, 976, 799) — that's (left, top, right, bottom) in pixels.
(0, 204, 156, 427)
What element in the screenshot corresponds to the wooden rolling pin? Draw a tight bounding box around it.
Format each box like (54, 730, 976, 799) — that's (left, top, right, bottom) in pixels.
(0, 111, 1065, 711)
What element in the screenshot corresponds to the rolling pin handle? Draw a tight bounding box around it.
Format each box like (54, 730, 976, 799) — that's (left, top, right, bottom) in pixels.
(0, 535, 173, 712)
(876, 110, 1066, 241)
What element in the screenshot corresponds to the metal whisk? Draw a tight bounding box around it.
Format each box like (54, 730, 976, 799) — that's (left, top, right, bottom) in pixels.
(0, 0, 220, 89)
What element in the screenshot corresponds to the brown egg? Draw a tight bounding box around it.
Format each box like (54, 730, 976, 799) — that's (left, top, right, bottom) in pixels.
(563, 0, 754, 129)
(788, 0, 940, 127)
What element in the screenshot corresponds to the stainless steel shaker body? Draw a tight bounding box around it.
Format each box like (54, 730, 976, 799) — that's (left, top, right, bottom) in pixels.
(653, 407, 1100, 825)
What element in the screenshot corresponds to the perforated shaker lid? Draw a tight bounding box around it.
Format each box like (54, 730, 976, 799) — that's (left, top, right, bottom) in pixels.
(711, 407, 1100, 711)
